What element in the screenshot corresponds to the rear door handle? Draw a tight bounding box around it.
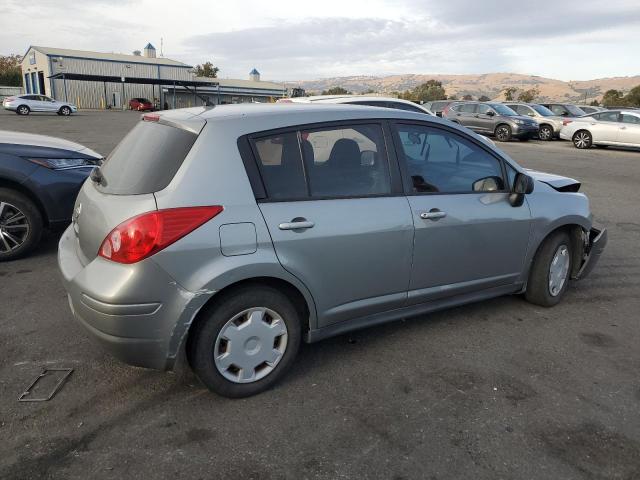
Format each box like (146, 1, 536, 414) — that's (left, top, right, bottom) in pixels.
(420, 210, 447, 220)
(278, 220, 315, 230)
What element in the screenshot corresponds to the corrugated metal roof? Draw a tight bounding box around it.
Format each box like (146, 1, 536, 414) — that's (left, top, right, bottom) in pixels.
(198, 77, 285, 91)
(30, 46, 191, 67)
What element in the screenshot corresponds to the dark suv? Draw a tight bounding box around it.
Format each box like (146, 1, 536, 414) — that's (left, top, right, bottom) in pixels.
(443, 102, 539, 141)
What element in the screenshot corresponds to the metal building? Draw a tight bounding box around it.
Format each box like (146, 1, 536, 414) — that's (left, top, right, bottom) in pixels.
(21, 44, 193, 109)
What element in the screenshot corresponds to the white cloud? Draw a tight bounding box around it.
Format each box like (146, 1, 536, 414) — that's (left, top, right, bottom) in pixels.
(1, 0, 639, 81)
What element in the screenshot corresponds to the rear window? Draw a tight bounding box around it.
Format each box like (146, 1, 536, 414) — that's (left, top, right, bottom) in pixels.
(97, 121, 197, 195)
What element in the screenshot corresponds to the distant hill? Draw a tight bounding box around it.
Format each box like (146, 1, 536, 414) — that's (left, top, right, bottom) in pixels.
(287, 73, 640, 102)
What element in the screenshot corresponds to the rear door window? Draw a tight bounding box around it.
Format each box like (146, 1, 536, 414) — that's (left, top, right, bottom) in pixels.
(252, 132, 307, 200)
(457, 103, 476, 113)
(594, 111, 620, 122)
(301, 124, 391, 197)
(98, 121, 198, 195)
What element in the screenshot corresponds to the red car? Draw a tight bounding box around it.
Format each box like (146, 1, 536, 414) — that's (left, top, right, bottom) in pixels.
(129, 98, 154, 111)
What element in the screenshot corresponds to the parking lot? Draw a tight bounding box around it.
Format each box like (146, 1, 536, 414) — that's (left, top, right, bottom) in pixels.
(1, 109, 639, 479)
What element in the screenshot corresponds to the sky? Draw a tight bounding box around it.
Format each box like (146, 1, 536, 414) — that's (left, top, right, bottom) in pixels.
(2, 0, 640, 82)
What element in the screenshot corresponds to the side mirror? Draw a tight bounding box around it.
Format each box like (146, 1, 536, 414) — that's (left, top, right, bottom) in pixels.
(486, 110, 495, 117)
(509, 173, 534, 207)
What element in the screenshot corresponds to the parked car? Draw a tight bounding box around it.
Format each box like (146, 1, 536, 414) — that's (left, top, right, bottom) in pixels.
(0, 131, 102, 260)
(424, 100, 464, 117)
(58, 104, 606, 397)
(560, 110, 640, 149)
(505, 103, 565, 141)
(443, 101, 539, 141)
(576, 105, 607, 115)
(539, 103, 586, 118)
(129, 98, 154, 111)
(2, 95, 77, 116)
(279, 95, 433, 115)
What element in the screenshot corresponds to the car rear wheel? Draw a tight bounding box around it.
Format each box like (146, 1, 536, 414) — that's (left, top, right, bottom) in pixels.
(189, 285, 301, 398)
(572, 130, 592, 149)
(16, 105, 30, 115)
(495, 124, 512, 141)
(525, 231, 572, 307)
(0, 189, 43, 261)
(538, 124, 554, 141)
(59, 106, 72, 116)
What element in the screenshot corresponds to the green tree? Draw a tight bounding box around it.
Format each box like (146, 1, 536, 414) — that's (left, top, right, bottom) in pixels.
(462, 94, 473, 100)
(0, 54, 22, 86)
(624, 85, 640, 107)
(517, 86, 540, 103)
(194, 61, 219, 78)
(601, 89, 624, 106)
(478, 95, 491, 102)
(405, 80, 446, 102)
(502, 87, 518, 101)
(322, 86, 350, 95)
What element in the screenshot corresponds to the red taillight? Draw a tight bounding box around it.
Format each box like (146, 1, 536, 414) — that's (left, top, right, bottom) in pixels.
(98, 206, 223, 264)
(562, 119, 573, 126)
(142, 113, 160, 122)
(5, 96, 16, 102)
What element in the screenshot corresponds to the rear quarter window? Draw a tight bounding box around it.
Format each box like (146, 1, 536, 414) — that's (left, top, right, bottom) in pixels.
(97, 121, 197, 195)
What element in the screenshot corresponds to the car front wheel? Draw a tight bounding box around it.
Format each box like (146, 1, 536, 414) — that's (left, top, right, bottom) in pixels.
(538, 125, 554, 141)
(189, 285, 302, 398)
(572, 130, 592, 149)
(0, 189, 43, 261)
(495, 124, 512, 141)
(59, 106, 72, 116)
(525, 231, 573, 307)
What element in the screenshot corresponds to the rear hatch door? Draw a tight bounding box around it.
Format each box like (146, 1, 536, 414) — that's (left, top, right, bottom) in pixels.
(73, 116, 204, 264)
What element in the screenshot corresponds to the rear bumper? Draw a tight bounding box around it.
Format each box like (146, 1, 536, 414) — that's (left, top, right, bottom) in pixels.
(575, 227, 607, 280)
(58, 225, 210, 370)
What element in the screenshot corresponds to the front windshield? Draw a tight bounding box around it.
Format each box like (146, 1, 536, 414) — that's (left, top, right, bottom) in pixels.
(491, 104, 518, 116)
(531, 104, 554, 116)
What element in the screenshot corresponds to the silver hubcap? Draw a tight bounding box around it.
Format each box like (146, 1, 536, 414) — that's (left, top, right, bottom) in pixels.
(0, 201, 29, 253)
(574, 132, 590, 148)
(19, 107, 27, 114)
(540, 127, 551, 139)
(497, 127, 509, 140)
(214, 307, 288, 383)
(549, 244, 570, 296)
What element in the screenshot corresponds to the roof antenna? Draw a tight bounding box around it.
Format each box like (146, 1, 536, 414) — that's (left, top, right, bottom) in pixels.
(160, 37, 164, 57)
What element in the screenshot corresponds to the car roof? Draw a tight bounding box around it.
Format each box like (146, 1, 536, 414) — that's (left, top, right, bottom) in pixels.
(287, 95, 431, 111)
(0, 130, 102, 157)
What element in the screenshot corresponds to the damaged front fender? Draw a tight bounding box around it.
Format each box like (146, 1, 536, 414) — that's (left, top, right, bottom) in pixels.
(572, 227, 607, 280)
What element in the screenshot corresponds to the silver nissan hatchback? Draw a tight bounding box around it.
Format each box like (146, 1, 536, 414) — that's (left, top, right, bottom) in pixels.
(58, 104, 606, 397)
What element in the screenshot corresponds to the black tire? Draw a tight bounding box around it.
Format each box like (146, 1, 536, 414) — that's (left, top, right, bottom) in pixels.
(495, 124, 512, 141)
(524, 231, 572, 307)
(538, 124, 554, 141)
(0, 188, 43, 261)
(572, 130, 592, 149)
(59, 106, 72, 116)
(189, 285, 302, 398)
(16, 105, 30, 115)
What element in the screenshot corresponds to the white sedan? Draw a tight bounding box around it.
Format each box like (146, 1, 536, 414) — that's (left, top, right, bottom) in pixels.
(2, 94, 77, 116)
(560, 110, 640, 149)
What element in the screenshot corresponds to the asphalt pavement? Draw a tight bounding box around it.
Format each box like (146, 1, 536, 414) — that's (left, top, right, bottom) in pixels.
(1, 109, 639, 480)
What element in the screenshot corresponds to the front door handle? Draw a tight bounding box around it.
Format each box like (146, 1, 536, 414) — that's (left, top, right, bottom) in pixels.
(420, 210, 447, 220)
(278, 220, 315, 230)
